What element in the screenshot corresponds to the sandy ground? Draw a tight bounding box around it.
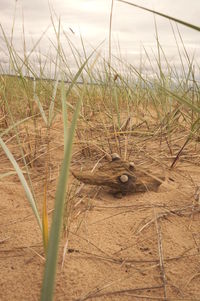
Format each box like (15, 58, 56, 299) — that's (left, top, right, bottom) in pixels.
(1, 114, 200, 301)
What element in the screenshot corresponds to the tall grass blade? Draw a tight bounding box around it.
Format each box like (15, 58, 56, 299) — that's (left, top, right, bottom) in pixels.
(0, 116, 35, 137)
(48, 78, 59, 126)
(61, 80, 68, 153)
(42, 182, 48, 255)
(0, 137, 42, 230)
(40, 42, 98, 301)
(34, 95, 48, 125)
(117, 0, 200, 32)
(109, 0, 114, 77)
(164, 88, 200, 114)
(40, 99, 81, 301)
(0, 170, 27, 180)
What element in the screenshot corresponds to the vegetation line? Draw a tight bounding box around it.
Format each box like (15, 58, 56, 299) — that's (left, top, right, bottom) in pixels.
(0, 73, 104, 85)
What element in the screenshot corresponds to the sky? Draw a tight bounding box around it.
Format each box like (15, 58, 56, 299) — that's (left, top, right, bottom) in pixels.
(0, 0, 200, 78)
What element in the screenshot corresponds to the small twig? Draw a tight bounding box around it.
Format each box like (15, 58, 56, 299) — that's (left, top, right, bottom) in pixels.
(94, 203, 167, 210)
(0, 237, 10, 244)
(61, 239, 68, 269)
(136, 212, 169, 235)
(89, 209, 134, 225)
(91, 154, 106, 173)
(77, 285, 164, 301)
(26, 246, 45, 262)
(194, 185, 200, 203)
(69, 231, 112, 258)
(164, 134, 173, 156)
(154, 211, 167, 300)
(135, 205, 196, 235)
(170, 136, 190, 169)
(185, 272, 200, 288)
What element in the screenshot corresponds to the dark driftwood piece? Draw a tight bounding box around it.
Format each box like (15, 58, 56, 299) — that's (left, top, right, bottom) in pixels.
(71, 154, 164, 196)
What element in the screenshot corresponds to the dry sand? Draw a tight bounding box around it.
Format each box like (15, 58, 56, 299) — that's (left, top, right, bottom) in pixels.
(1, 114, 200, 301)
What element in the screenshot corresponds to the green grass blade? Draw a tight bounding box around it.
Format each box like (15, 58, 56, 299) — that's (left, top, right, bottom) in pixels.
(61, 40, 104, 102)
(0, 115, 35, 137)
(0, 170, 27, 180)
(40, 99, 81, 301)
(163, 88, 200, 114)
(33, 77, 46, 124)
(34, 95, 48, 125)
(0, 137, 42, 230)
(48, 78, 59, 126)
(42, 182, 49, 255)
(117, 0, 200, 32)
(61, 80, 68, 153)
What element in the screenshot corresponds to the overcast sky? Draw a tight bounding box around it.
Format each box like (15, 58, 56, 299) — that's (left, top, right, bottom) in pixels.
(0, 0, 200, 78)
